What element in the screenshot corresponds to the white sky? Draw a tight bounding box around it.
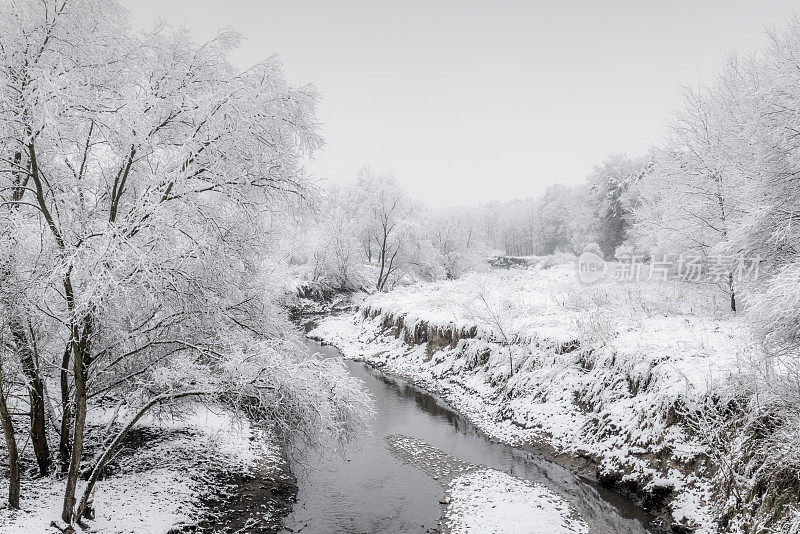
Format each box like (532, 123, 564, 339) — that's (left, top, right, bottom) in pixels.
(125, 0, 799, 206)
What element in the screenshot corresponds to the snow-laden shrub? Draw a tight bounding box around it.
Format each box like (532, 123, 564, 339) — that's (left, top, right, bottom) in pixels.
(695, 263, 800, 531)
(750, 262, 800, 357)
(216, 336, 375, 456)
(680, 362, 800, 533)
(308, 234, 370, 293)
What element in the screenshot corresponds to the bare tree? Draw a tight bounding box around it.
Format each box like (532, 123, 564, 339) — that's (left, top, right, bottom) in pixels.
(352, 167, 415, 291)
(473, 290, 516, 377)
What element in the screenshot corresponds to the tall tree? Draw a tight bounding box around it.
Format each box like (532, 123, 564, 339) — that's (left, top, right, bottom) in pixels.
(352, 167, 416, 291)
(0, 0, 370, 527)
(634, 85, 744, 310)
(586, 154, 645, 258)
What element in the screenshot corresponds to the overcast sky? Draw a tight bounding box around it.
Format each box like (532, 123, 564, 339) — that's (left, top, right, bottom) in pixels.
(125, 1, 798, 206)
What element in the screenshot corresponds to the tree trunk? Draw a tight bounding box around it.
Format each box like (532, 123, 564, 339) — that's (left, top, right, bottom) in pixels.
(377, 233, 388, 291)
(0, 364, 21, 509)
(729, 272, 736, 312)
(59, 344, 71, 473)
(62, 303, 90, 524)
(62, 338, 86, 524)
(11, 317, 51, 476)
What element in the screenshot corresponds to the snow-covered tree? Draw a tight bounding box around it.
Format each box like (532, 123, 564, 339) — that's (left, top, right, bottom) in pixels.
(0, 0, 370, 525)
(633, 83, 746, 309)
(427, 208, 486, 279)
(584, 154, 646, 258)
(734, 21, 800, 352)
(305, 185, 367, 291)
(350, 167, 418, 291)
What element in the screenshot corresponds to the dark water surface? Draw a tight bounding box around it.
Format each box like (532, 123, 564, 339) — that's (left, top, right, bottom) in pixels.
(281, 340, 653, 534)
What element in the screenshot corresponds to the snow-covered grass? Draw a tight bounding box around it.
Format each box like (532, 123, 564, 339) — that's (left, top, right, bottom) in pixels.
(0, 405, 286, 533)
(311, 262, 760, 533)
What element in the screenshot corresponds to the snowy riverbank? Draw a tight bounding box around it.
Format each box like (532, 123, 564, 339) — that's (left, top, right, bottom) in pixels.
(0, 406, 294, 533)
(308, 263, 756, 533)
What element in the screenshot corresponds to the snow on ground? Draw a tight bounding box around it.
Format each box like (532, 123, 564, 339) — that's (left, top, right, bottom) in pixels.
(310, 262, 755, 532)
(2, 465, 199, 534)
(0, 405, 285, 533)
(444, 468, 589, 534)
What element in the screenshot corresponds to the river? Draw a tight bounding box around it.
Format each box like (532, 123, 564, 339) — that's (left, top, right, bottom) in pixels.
(281, 339, 654, 534)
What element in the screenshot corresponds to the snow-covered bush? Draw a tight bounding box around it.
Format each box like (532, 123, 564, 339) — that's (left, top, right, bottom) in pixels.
(306, 209, 369, 292)
(427, 209, 488, 279)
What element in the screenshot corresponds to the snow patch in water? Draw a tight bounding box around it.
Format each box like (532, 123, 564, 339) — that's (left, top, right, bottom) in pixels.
(444, 468, 589, 534)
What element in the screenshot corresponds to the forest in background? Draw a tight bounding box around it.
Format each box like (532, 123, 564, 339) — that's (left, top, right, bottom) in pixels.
(299, 16, 800, 336)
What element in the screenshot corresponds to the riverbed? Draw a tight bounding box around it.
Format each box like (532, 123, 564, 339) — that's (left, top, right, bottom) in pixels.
(281, 339, 654, 534)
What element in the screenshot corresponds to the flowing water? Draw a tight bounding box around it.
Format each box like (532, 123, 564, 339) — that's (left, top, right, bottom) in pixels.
(281, 339, 654, 534)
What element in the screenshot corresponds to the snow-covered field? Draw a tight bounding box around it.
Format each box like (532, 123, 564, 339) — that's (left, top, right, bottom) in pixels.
(310, 262, 757, 533)
(0, 406, 287, 533)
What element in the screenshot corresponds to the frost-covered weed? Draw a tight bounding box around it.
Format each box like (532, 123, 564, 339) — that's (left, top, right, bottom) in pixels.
(682, 359, 800, 533)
